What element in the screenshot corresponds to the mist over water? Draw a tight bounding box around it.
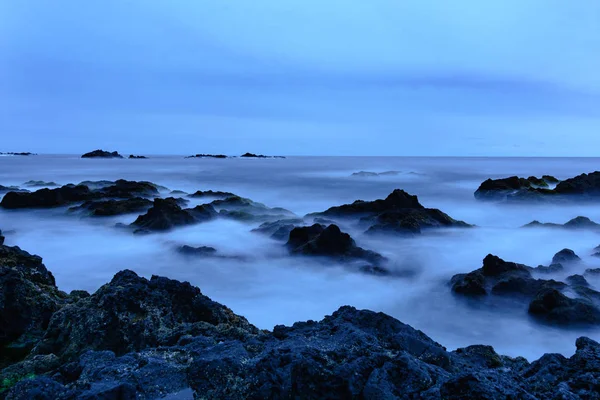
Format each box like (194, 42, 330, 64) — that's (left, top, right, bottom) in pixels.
(1, 155, 600, 360)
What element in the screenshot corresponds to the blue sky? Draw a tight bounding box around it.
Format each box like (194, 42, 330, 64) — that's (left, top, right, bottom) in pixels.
(1, 0, 599, 155)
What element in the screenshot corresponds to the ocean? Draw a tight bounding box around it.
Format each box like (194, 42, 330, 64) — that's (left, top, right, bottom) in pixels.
(1, 155, 599, 360)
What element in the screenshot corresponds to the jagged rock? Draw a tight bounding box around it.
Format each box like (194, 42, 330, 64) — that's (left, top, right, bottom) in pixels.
(566, 274, 589, 287)
(474, 176, 556, 201)
(0, 185, 25, 194)
(81, 150, 123, 158)
(528, 288, 600, 325)
(552, 249, 580, 264)
(131, 198, 201, 233)
(553, 171, 600, 197)
(286, 224, 386, 267)
(533, 263, 564, 274)
(33, 270, 257, 361)
(189, 190, 235, 199)
(309, 189, 470, 235)
(69, 197, 153, 216)
(0, 245, 65, 367)
(451, 254, 566, 299)
(523, 216, 600, 230)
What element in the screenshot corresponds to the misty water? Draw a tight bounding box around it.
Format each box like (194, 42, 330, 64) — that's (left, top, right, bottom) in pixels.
(1, 155, 599, 361)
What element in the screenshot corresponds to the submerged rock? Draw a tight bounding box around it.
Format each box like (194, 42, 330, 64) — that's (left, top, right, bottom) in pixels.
(81, 149, 123, 159)
(523, 216, 600, 230)
(177, 245, 218, 257)
(240, 152, 285, 159)
(185, 154, 228, 159)
(22, 180, 59, 187)
(128, 154, 148, 159)
(474, 176, 556, 201)
(528, 288, 600, 325)
(252, 219, 304, 241)
(351, 170, 401, 177)
(0, 185, 93, 209)
(69, 197, 153, 216)
(309, 189, 470, 235)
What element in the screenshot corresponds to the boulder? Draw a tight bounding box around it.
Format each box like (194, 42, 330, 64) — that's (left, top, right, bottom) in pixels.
(566, 274, 589, 287)
(252, 219, 303, 241)
(33, 270, 258, 361)
(309, 189, 470, 235)
(130, 198, 199, 232)
(553, 171, 600, 197)
(81, 150, 123, 159)
(0, 185, 93, 209)
(552, 249, 580, 264)
(286, 224, 386, 266)
(528, 288, 600, 325)
(0, 245, 65, 367)
(177, 245, 218, 257)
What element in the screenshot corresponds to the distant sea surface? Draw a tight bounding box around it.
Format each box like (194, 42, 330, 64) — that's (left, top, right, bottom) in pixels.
(2, 155, 600, 360)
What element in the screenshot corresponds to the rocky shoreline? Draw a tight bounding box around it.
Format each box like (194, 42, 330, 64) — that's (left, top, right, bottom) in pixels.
(1, 239, 599, 399)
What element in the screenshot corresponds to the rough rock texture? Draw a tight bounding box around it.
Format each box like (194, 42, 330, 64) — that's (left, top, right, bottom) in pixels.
(0, 180, 160, 209)
(0, 245, 65, 368)
(286, 224, 386, 267)
(476, 171, 600, 202)
(188, 190, 235, 199)
(2, 246, 600, 399)
(81, 150, 123, 159)
(524, 216, 600, 231)
(450, 253, 600, 326)
(474, 176, 557, 201)
(69, 197, 153, 216)
(309, 189, 470, 235)
(177, 245, 218, 257)
(552, 249, 581, 264)
(130, 198, 208, 233)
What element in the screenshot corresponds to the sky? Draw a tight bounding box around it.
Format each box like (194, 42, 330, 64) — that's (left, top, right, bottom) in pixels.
(1, 0, 599, 156)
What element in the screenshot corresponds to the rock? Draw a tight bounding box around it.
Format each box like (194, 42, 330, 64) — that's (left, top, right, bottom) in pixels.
(566, 274, 589, 287)
(351, 171, 401, 177)
(128, 154, 147, 159)
(309, 189, 470, 235)
(523, 216, 600, 230)
(69, 197, 153, 216)
(528, 288, 600, 325)
(552, 249, 580, 264)
(0, 185, 93, 209)
(189, 190, 236, 199)
(585, 268, 600, 275)
(81, 150, 123, 159)
(97, 179, 159, 198)
(553, 171, 600, 197)
(451, 254, 566, 302)
(0, 245, 65, 367)
(533, 263, 564, 274)
(130, 198, 199, 232)
(0, 152, 35, 156)
(0, 230, 4, 246)
(251, 219, 303, 241)
(33, 270, 257, 361)
(207, 196, 295, 223)
(0, 185, 25, 194)
(286, 224, 386, 266)
(177, 245, 218, 257)
(186, 203, 218, 221)
(185, 154, 228, 159)
(240, 152, 285, 159)
(474, 176, 544, 201)
(22, 181, 59, 188)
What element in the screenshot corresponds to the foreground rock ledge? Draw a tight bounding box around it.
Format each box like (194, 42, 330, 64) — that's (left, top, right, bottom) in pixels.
(1, 244, 599, 399)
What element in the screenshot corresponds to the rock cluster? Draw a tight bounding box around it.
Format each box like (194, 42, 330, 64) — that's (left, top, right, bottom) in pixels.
(1, 242, 599, 399)
(81, 150, 123, 159)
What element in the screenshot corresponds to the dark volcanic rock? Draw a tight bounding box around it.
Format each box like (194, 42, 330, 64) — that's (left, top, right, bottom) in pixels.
(131, 198, 200, 233)
(554, 171, 600, 197)
(81, 149, 123, 159)
(97, 179, 159, 198)
(474, 176, 554, 201)
(0, 185, 25, 194)
(208, 195, 295, 223)
(240, 152, 285, 158)
(566, 274, 589, 287)
(286, 224, 386, 267)
(0, 245, 65, 367)
(0, 185, 92, 209)
(69, 197, 153, 216)
(451, 254, 567, 301)
(189, 190, 236, 199)
(552, 248, 580, 264)
(528, 288, 600, 325)
(309, 189, 470, 235)
(524, 216, 600, 230)
(2, 243, 600, 399)
(128, 154, 148, 159)
(33, 269, 257, 361)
